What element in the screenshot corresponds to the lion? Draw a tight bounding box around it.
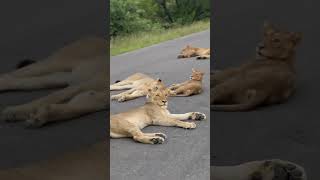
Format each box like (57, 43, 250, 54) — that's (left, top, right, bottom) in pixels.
(110, 79, 206, 144)
(211, 22, 302, 111)
(169, 68, 204, 96)
(212, 159, 307, 180)
(0, 36, 107, 127)
(177, 45, 210, 59)
(110, 73, 155, 102)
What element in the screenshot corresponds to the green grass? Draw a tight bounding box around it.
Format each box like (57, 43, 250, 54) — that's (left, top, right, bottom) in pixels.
(110, 20, 210, 56)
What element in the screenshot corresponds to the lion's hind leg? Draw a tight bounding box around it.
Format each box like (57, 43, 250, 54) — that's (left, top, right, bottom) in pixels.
(132, 130, 165, 145)
(171, 88, 193, 97)
(110, 84, 134, 91)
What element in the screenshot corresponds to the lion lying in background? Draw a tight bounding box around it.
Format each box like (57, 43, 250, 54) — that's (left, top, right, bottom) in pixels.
(212, 159, 307, 180)
(169, 68, 204, 97)
(211, 22, 301, 111)
(0, 37, 107, 127)
(177, 45, 210, 59)
(110, 79, 206, 144)
(110, 73, 155, 102)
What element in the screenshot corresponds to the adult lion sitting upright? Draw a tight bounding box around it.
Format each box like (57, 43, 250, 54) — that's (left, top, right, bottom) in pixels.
(110, 79, 206, 144)
(211, 22, 302, 111)
(0, 37, 107, 127)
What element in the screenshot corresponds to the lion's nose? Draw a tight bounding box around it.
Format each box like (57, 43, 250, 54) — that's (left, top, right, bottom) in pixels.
(162, 100, 167, 103)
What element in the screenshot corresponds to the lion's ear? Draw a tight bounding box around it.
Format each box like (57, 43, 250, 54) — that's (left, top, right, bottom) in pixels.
(186, 44, 190, 48)
(192, 68, 195, 72)
(156, 78, 162, 82)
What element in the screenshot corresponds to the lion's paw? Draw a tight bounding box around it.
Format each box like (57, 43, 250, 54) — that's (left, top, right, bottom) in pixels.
(25, 106, 51, 128)
(117, 96, 127, 102)
(250, 159, 307, 180)
(1, 106, 30, 122)
(182, 122, 196, 129)
(150, 137, 165, 144)
(189, 112, 206, 121)
(155, 133, 167, 139)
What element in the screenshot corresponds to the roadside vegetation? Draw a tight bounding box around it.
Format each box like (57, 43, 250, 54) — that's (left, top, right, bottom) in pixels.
(110, 0, 210, 55)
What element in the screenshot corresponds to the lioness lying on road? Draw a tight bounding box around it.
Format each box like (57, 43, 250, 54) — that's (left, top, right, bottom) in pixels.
(0, 37, 107, 127)
(211, 22, 302, 111)
(177, 45, 210, 59)
(169, 68, 204, 97)
(110, 79, 206, 144)
(212, 159, 307, 180)
(110, 73, 155, 102)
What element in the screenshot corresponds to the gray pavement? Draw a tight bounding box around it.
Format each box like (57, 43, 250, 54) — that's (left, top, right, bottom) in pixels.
(110, 30, 210, 180)
(212, 0, 320, 179)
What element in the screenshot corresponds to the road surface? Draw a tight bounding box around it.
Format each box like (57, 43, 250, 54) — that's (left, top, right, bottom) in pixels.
(110, 30, 210, 180)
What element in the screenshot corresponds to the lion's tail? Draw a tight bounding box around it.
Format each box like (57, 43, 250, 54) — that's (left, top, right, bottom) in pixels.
(16, 59, 37, 69)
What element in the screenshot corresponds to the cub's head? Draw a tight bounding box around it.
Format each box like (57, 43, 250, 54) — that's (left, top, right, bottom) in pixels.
(256, 22, 302, 60)
(146, 79, 170, 108)
(178, 45, 197, 58)
(190, 68, 204, 81)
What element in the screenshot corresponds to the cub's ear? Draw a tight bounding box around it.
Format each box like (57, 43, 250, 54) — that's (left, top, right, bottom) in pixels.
(290, 32, 302, 45)
(156, 78, 162, 82)
(192, 68, 195, 72)
(263, 21, 275, 35)
(186, 44, 191, 48)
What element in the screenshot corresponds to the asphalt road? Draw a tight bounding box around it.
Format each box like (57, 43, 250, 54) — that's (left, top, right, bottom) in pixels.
(212, 0, 320, 179)
(110, 30, 210, 180)
(0, 0, 107, 169)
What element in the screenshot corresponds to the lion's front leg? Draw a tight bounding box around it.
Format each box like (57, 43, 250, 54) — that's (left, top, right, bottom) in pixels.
(26, 91, 106, 127)
(1, 86, 83, 123)
(153, 117, 197, 129)
(166, 111, 206, 121)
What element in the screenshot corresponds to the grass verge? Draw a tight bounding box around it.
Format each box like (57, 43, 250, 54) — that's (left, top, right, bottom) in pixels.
(110, 20, 210, 56)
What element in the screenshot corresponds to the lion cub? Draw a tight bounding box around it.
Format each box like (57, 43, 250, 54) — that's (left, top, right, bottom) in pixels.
(110, 79, 206, 144)
(169, 68, 204, 96)
(211, 22, 302, 111)
(177, 45, 210, 59)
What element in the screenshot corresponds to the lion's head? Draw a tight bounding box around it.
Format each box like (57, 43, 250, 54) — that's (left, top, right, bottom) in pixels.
(178, 45, 197, 58)
(256, 22, 302, 60)
(190, 68, 204, 81)
(146, 79, 170, 108)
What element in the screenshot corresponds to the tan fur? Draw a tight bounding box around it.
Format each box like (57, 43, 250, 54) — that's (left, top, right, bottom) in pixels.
(110, 79, 206, 144)
(0, 143, 108, 180)
(169, 68, 204, 96)
(212, 159, 307, 180)
(177, 45, 210, 59)
(0, 37, 107, 127)
(110, 73, 157, 102)
(211, 22, 302, 111)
